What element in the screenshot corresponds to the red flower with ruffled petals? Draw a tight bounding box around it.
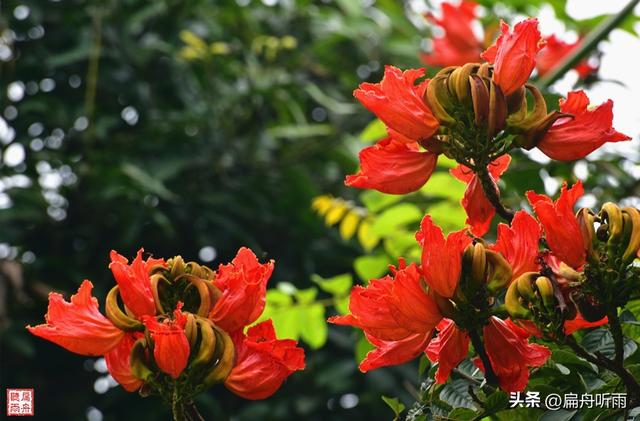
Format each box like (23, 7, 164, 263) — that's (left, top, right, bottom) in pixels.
(527, 181, 586, 269)
(451, 155, 511, 236)
(354, 66, 439, 144)
(345, 137, 438, 194)
(421, 1, 482, 67)
(417, 215, 473, 298)
(141, 304, 190, 379)
(481, 18, 544, 96)
(537, 91, 630, 161)
(491, 210, 541, 280)
(109, 249, 165, 318)
(425, 319, 470, 383)
(329, 261, 442, 371)
(27, 281, 125, 356)
(476, 316, 550, 392)
(105, 333, 144, 392)
(225, 320, 305, 400)
(209, 247, 274, 333)
(536, 35, 597, 79)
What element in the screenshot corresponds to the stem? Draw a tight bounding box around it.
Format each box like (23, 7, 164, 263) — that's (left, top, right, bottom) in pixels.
(476, 168, 514, 223)
(608, 308, 625, 367)
(171, 387, 186, 421)
(537, 0, 640, 88)
(184, 402, 205, 421)
(468, 327, 498, 387)
(564, 335, 640, 406)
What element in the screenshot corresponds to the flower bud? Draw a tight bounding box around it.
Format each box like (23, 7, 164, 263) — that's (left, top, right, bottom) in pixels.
(600, 202, 624, 245)
(106, 286, 144, 331)
(534, 276, 555, 308)
(621, 207, 640, 263)
(505, 277, 532, 320)
(576, 208, 598, 260)
(508, 85, 566, 149)
(485, 250, 512, 293)
(425, 75, 457, 126)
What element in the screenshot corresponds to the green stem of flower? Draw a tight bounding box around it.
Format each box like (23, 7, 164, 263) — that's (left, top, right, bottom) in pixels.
(537, 0, 640, 88)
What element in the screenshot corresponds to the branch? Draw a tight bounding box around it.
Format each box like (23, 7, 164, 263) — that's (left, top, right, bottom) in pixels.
(537, 0, 640, 88)
(468, 327, 498, 387)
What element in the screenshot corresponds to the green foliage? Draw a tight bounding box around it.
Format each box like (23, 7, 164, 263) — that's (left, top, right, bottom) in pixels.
(381, 395, 405, 420)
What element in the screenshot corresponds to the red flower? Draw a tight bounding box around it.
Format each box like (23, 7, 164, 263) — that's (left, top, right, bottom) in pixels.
(209, 247, 274, 333)
(105, 333, 143, 392)
(527, 181, 586, 269)
(27, 281, 125, 356)
(491, 210, 541, 280)
(109, 249, 165, 318)
(476, 317, 550, 392)
(141, 304, 190, 379)
(451, 155, 511, 236)
(425, 319, 470, 383)
(417, 216, 473, 298)
(537, 91, 630, 161)
(421, 1, 482, 67)
(536, 35, 597, 79)
(225, 320, 305, 400)
(345, 137, 438, 194)
(329, 261, 442, 371)
(564, 313, 608, 335)
(481, 18, 544, 96)
(354, 66, 439, 144)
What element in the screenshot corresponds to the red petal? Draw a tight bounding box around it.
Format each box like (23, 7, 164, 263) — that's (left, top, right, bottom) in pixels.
(209, 247, 274, 333)
(109, 249, 163, 318)
(353, 66, 439, 143)
(105, 333, 143, 392)
(482, 18, 543, 95)
(478, 317, 550, 392)
(345, 137, 438, 194)
(418, 216, 472, 298)
(141, 310, 189, 379)
(536, 36, 597, 78)
(225, 320, 304, 400)
(526, 181, 586, 269)
(491, 211, 541, 279)
(538, 90, 631, 160)
(359, 331, 432, 372)
(425, 320, 470, 383)
(27, 280, 124, 356)
(564, 313, 608, 335)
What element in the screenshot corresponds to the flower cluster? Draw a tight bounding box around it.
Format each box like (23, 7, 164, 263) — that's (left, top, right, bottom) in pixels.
(421, 1, 598, 79)
(348, 16, 629, 237)
(28, 248, 305, 402)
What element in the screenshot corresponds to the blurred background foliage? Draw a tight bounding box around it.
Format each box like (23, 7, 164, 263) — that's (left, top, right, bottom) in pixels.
(1, 0, 639, 420)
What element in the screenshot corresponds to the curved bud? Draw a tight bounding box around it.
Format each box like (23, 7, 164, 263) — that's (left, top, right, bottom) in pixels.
(576, 208, 597, 260)
(425, 76, 456, 126)
(600, 202, 624, 244)
(477, 63, 492, 79)
(505, 279, 532, 319)
(170, 256, 186, 279)
(191, 318, 217, 369)
(555, 261, 583, 283)
(203, 327, 235, 386)
(534, 276, 555, 308)
(485, 250, 512, 293)
(469, 75, 489, 127)
(431, 290, 456, 318)
(470, 243, 487, 287)
(622, 207, 640, 262)
(184, 313, 198, 349)
(487, 80, 507, 137)
(449, 63, 479, 104)
(105, 286, 144, 331)
(509, 85, 567, 149)
(515, 272, 538, 300)
(130, 338, 154, 382)
(149, 273, 168, 314)
(181, 275, 212, 317)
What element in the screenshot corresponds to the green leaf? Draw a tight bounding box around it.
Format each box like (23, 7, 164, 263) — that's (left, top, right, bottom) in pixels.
(355, 333, 374, 364)
(447, 408, 476, 420)
(353, 255, 389, 282)
(267, 124, 333, 138)
(539, 409, 577, 421)
(381, 396, 405, 420)
(484, 391, 509, 415)
(551, 349, 597, 373)
(299, 303, 328, 349)
(359, 118, 387, 143)
(439, 379, 477, 410)
(418, 355, 430, 376)
(360, 189, 403, 213)
(121, 163, 178, 201)
(372, 203, 422, 236)
(420, 172, 465, 200)
(426, 200, 466, 233)
(312, 273, 352, 297)
(581, 328, 638, 360)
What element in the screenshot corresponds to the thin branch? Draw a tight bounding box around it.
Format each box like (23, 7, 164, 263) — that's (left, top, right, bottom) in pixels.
(537, 0, 640, 88)
(468, 327, 498, 387)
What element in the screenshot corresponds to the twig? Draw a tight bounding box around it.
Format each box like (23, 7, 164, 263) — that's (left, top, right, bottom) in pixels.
(537, 0, 640, 88)
(476, 168, 514, 223)
(468, 327, 498, 387)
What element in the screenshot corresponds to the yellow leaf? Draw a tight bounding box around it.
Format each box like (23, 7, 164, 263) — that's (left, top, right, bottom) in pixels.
(358, 218, 380, 251)
(325, 202, 348, 226)
(179, 30, 207, 51)
(339, 211, 360, 240)
(311, 195, 333, 216)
